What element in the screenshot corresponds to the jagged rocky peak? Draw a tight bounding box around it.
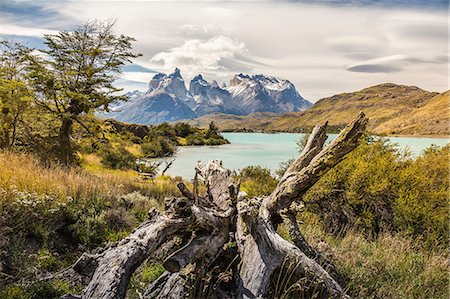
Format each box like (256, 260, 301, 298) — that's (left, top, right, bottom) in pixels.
(148, 68, 191, 102)
(149, 72, 167, 91)
(189, 74, 209, 93)
(253, 74, 294, 91)
(211, 80, 219, 88)
(229, 73, 252, 86)
(226, 72, 312, 113)
(189, 74, 226, 95)
(169, 67, 182, 79)
(100, 68, 312, 125)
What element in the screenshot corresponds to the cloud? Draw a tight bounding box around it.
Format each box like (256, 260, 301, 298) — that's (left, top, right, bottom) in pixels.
(346, 55, 427, 73)
(0, 24, 59, 38)
(121, 64, 157, 73)
(2, 0, 447, 100)
(200, 7, 243, 19)
(150, 36, 247, 77)
(285, 0, 447, 10)
(121, 71, 156, 84)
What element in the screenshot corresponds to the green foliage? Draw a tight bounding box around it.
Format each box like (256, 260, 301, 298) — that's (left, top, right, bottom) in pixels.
(303, 138, 449, 247)
(0, 285, 28, 299)
(393, 145, 449, 245)
(26, 281, 65, 299)
(100, 146, 136, 169)
(26, 20, 140, 164)
(235, 166, 278, 197)
(0, 41, 33, 149)
(141, 136, 175, 158)
(173, 122, 195, 137)
(141, 263, 165, 284)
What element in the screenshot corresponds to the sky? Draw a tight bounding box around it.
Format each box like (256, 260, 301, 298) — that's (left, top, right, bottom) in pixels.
(0, 0, 448, 102)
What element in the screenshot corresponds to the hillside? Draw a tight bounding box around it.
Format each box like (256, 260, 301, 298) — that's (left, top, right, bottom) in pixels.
(373, 91, 449, 135)
(191, 84, 448, 136)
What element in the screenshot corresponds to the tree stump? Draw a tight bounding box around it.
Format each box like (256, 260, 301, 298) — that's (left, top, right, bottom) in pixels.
(66, 112, 368, 299)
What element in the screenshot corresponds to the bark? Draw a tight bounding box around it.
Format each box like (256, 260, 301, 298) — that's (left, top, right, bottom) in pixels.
(236, 112, 367, 298)
(81, 206, 194, 299)
(284, 209, 343, 284)
(63, 113, 367, 299)
(59, 117, 74, 165)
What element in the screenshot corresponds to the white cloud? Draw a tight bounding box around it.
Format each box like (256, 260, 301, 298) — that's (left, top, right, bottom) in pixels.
(121, 71, 155, 83)
(0, 24, 59, 38)
(4, 1, 447, 100)
(346, 55, 411, 73)
(150, 36, 247, 78)
(200, 7, 243, 19)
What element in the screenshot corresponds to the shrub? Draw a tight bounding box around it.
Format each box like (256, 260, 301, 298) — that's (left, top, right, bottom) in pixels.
(173, 122, 194, 137)
(100, 146, 136, 169)
(0, 285, 27, 299)
(141, 136, 175, 158)
(303, 138, 449, 247)
(235, 166, 278, 197)
(104, 207, 135, 231)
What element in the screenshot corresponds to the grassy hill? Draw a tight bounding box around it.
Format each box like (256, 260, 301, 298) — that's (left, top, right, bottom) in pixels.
(191, 83, 448, 136)
(373, 91, 449, 135)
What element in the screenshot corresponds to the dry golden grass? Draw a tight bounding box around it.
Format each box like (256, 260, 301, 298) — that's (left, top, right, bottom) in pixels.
(294, 215, 449, 299)
(0, 151, 181, 204)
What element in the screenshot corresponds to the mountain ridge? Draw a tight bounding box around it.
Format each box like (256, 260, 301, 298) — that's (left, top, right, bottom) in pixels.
(100, 68, 312, 124)
(189, 83, 449, 136)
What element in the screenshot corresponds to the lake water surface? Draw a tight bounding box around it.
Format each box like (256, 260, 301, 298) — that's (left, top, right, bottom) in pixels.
(164, 133, 449, 178)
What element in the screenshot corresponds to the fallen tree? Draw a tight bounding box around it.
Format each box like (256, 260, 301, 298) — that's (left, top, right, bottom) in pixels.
(64, 112, 368, 299)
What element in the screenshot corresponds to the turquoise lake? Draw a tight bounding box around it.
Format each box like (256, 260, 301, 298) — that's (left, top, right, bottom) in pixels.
(164, 133, 449, 178)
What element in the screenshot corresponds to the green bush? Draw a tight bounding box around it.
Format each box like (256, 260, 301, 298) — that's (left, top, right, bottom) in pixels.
(0, 285, 28, 299)
(235, 166, 279, 197)
(141, 136, 175, 158)
(100, 146, 136, 169)
(27, 281, 64, 299)
(173, 122, 195, 137)
(303, 138, 449, 247)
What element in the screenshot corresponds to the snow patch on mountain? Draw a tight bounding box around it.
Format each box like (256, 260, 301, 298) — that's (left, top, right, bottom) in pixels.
(100, 68, 312, 125)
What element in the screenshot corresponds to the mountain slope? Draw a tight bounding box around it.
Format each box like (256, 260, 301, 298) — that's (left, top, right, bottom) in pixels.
(189, 74, 242, 115)
(373, 90, 449, 135)
(227, 74, 311, 114)
(190, 83, 448, 136)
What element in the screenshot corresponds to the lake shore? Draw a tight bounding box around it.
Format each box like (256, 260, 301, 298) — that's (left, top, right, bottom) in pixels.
(163, 132, 449, 178)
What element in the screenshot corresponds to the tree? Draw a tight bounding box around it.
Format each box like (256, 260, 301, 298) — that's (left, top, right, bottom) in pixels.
(206, 121, 219, 138)
(28, 20, 140, 164)
(0, 41, 33, 148)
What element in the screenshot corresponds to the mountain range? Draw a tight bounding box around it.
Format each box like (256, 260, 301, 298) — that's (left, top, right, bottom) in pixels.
(101, 68, 312, 124)
(190, 83, 449, 136)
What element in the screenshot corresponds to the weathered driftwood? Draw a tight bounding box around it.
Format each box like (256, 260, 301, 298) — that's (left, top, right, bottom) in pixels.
(66, 112, 367, 299)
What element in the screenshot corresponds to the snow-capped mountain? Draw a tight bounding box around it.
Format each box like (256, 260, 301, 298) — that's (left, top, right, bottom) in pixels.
(189, 74, 243, 116)
(107, 69, 196, 124)
(102, 69, 312, 125)
(227, 74, 311, 114)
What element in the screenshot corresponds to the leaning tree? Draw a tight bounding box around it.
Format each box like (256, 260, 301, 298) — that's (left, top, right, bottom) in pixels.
(62, 113, 367, 299)
(27, 20, 140, 164)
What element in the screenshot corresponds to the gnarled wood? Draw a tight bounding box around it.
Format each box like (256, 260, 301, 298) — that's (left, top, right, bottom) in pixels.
(267, 111, 367, 216)
(236, 112, 367, 298)
(64, 113, 367, 299)
(82, 206, 193, 299)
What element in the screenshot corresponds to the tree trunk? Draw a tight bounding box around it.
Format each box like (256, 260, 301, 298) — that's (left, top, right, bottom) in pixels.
(64, 113, 367, 299)
(59, 117, 73, 165)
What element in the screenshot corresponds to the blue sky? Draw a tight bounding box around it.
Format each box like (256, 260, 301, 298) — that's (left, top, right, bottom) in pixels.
(0, 0, 448, 101)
